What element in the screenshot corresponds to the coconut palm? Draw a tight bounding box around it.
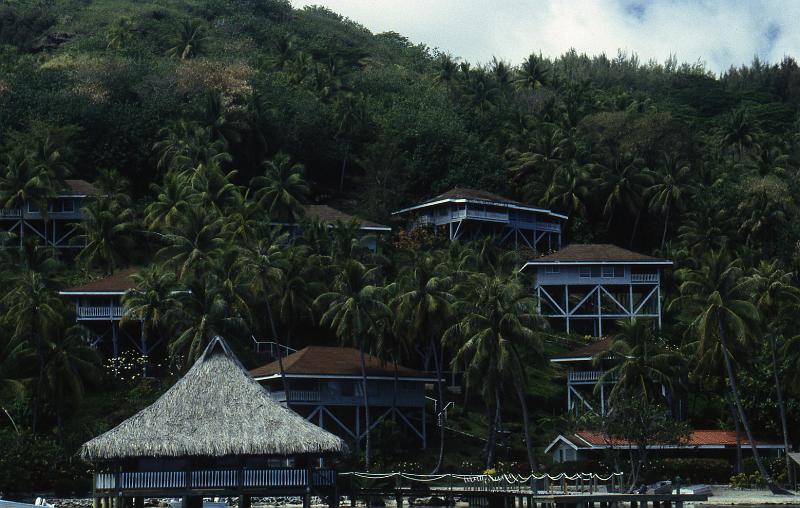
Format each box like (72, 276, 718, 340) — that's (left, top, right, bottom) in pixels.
(75, 198, 136, 275)
(157, 207, 226, 280)
(252, 152, 309, 223)
(274, 245, 320, 348)
(153, 121, 230, 172)
(719, 107, 759, 161)
(166, 19, 206, 60)
(144, 172, 197, 231)
(0, 154, 59, 222)
(315, 260, 390, 470)
(201, 91, 243, 148)
(515, 53, 551, 90)
(750, 260, 800, 482)
(670, 251, 777, 490)
(594, 319, 686, 403)
(3, 271, 64, 433)
(434, 53, 459, 87)
(184, 161, 239, 212)
(598, 154, 653, 245)
(446, 273, 543, 472)
(392, 253, 455, 473)
(122, 266, 177, 376)
(106, 16, 134, 50)
(646, 153, 694, 250)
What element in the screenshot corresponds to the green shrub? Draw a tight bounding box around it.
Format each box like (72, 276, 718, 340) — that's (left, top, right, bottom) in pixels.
(0, 431, 90, 495)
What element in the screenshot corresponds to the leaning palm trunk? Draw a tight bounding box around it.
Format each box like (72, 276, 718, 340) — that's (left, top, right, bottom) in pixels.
(768, 334, 793, 486)
(660, 202, 671, 251)
(629, 209, 641, 247)
(265, 297, 290, 410)
(358, 341, 372, 470)
(718, 323, 778, 491)
(431, 338, 446, 473)
(725, 392, 743, 473)
(514, 379, 538, 484)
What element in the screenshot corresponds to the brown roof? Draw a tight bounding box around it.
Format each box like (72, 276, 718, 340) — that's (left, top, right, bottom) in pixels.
(528, 244, 670, 264)
(303, 204, 390, 230)
(250, 346, 432, 379)
(425, 187, 522, 206)
(62, 179, 98, 196)
(61, 267, 139, 294)
(573, 430, 779, 447)
(551, 338, 612, 362)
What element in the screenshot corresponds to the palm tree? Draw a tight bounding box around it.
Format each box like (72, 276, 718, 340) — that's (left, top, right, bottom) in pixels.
(751, 260, 800, 482)
(594, 320, 685, 403)
(598, 154, 653, 245)
(252, 152, 309, 222)
(184, 161, 239, 212)
(75, 198, 136, 275)
(153, 121, 230, 172)
(719, 107, 759, 162)
(157, 207, 226, 280)
(122, 266, 177, 376)
(434, 53, 459, 88)
(0, 334, 31, 413)
(274, 245, 320, 348)
(0, 155, 59, 225)
(515, 53, 551, 90)
(646, 153, 693, 250)
(392, 253, 455, 473)
(201, 91, 243, 147)
(3, 271, 64, 433)
(315, 260, 390, 470)
(545, 161, 593, 218)
(446, 273, 543, 472)
(166, 19, 206, 59)
(106, 16, 134, 50)
(670, 251, 777, 490)
(144, 172, 197, 230)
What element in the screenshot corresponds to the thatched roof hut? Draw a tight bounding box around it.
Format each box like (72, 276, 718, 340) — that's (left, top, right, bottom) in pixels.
(81, 337, 345, 461)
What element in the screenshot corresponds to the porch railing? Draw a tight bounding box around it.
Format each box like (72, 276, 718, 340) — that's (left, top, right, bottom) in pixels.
(77, 305, 125, 319)
(95, 468, 335, 491)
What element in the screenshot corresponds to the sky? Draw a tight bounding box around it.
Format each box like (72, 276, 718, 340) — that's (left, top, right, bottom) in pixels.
(290, 0, 800, 75)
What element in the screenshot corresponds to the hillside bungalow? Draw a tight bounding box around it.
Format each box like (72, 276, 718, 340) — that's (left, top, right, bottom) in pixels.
(0, 179, 97, 250)
(81, 337, 345, 508)
(274, 204, 391, 252)
(59, 268, 142, 358)
(251, 346, 436, 449)
(550, 338, 616, 416)
(392, 187, 566, 250)
(521, 244, 672, 336)
(546, 430, 783, 467)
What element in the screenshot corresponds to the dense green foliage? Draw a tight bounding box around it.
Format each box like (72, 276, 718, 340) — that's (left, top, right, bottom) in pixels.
(3, 0, 800, 493)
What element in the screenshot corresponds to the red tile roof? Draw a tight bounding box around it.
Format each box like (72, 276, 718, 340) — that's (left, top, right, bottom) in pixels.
(61, 267, 139, 294)
(527, 244, 670, 264)
(62, 179, 98, 197)
(250, 346, 432, 379)
(551, 338, 612, 362)
(573, 430, 779, 447)
(302, 204, 390, 230)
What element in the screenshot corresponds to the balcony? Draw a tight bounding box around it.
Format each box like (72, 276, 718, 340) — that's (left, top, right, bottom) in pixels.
(631, 273, 659, 283)
(76, 305, 125, 320)
(0, 208, 22, 218)
(94, 467, 336, 493)
(568, 370, 618, 383)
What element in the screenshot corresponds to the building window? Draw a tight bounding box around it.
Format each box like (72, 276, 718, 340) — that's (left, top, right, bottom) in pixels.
(62, 199, 74, 212)
(591, 266, 601, 277)
(27, 202, 40, 212)
(341, 381, 355, 396)
(579, 266, 591, 278)
(615, 266, 624, 277)
(602, 266, 615, 278)
(545, 265, 560, 274)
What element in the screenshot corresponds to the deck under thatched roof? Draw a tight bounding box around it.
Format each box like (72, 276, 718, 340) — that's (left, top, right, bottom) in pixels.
(80, 337, 345, 461)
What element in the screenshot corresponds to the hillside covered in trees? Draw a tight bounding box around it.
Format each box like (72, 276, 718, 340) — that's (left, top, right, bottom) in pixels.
(3, 0, 800, 495)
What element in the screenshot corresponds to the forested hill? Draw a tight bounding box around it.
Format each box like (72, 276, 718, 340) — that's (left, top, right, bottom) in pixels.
(3, 0, 800, 256)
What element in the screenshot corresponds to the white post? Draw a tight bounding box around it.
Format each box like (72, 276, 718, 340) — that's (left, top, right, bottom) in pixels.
(600, 384, 605, 415)
(657, 284, 662, 329)
(565, 285, 570, 334)
(597, 286, 603, 337)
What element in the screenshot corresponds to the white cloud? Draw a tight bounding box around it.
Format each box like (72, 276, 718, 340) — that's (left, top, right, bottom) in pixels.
(290, 0, 800, 74)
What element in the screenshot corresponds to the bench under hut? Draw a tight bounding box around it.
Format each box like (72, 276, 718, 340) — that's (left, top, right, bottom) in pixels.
(81, 337, 345, 508)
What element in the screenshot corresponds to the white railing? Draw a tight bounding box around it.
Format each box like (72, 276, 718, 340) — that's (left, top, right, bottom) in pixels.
(120, 471, 186, 489)
(191, 470, 238, 488)
(465, 210, 508, 221)
(95, 468, 331, 491)
(77, 305, 124, 319)
(631, 273, 658, 282)
(568, 370, 617, 383)
(290, 390, 321, 402)
(0, 208, 22, 218)
(244, 468, 307, 487)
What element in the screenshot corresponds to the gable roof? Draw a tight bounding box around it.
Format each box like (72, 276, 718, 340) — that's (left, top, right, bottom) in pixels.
(62, 179, 98, 197)
(522, 244, 672, 267)
(81, 337, 345, 461)
(250, 346, 434, 380)
(550, 338, 612, 363)
(60, 267, 140, 295)
(302, 204, 390, 231)
(392, 187, 567, 220)
(545, 430, 782, 453)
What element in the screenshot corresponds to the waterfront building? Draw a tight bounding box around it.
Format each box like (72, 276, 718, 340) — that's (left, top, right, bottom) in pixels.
(81, 337, 345, 508)
(392, 187, 565, 250)
(251, 346, 435, 449)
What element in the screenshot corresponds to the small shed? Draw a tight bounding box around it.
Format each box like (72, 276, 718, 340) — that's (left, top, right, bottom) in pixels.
(81, 337, 345, 508)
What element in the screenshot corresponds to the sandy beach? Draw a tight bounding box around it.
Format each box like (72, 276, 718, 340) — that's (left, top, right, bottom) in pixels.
(687, 486, 800, 505)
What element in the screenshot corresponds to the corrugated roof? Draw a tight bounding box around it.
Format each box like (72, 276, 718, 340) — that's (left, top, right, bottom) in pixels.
(551, 338, 612, 362)
(528, 244, 670, 264)
(63, 179, 98, 196)
(303, 204, 390, 230)
(250, 346, 432, 379)
(61, 267, 139, 294)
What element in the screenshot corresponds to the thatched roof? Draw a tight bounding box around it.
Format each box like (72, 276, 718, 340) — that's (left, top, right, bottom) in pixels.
(80, 337, 345, 461)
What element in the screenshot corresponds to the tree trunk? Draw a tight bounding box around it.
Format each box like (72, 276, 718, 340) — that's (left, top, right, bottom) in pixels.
(484, 398, 497, 469)
(629, 209, 641, 247)
(339, 150, 348, 190)
(514, 378, 538, 487)
(392, 358, 399, 423)
(430, 338, 446, 474)
(265, 296, 290, 410)
(725, 391, 743, 473)
(358, 341, 372, 471)
(769, 334, 793, 486)
(660, 202, 671, 251)
(718, 323, 777, 491)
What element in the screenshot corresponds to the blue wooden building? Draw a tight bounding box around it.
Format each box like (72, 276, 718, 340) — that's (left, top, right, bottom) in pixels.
(521, 244, 672, 336)
(392, 187, 566, 250)
(0, 179, 96, 249)
(251, 346, 435, 449)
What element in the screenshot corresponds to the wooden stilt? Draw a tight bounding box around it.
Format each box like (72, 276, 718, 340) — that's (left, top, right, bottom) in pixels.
(134, 498, 144, 508)
(239, 496, 251, 508)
